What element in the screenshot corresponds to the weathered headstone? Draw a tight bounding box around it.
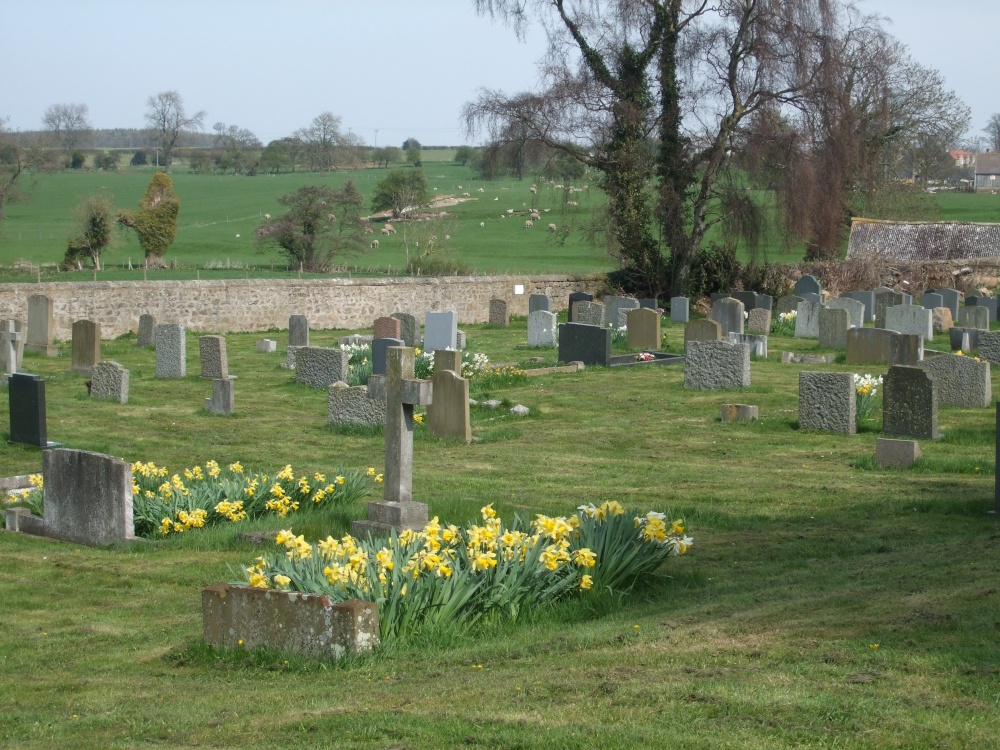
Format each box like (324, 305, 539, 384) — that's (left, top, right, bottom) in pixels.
(775, 295, 805, 316)
(876, 438, 922, 468)
(558, 322, 611, 366)
(818, 308, 850, 349)
(328, 381, 386, 427)
(42, 449, 134, 545)
(883, 365, 939, 440)
(728, 332, 767, 358)
(757, 294, 774, 311)
(874, 290, 904, 328)
(798, 372, 855, 434)
(918, 354, 991, 408)
(373, 316, 402, 340)
(257, 339, 277, 353)
(372, 337, 404, 376)
(890, 333, 923, 366)
(670, 296, 690, 324)
(746, 308, 771, 335)
(575, 300, 606, 327)
(9, 374, 55, 447)
(639, 298, 658, 310)
(794, 275, 821, 298)
(921, 293, 944, 311)
(90, 361, 129, 404)
(567, 292, 593, 323)
(1, 320, 23, 379)
(204, 377, 235, 415)
(683, 340, 750, 390)
(25, 294, 57, 356)
(846, 328, 895, 364)
(930, 288, 960, 321)
(488, 298, 510, 327)
(423, 311, 458, 351)
(794, 301, 823, 338)
(730, 291, 758, 311)
(295, 347, 349, 388)
(137, 314, 156, 347)
(605, 297, 640, 331)
(950, 327, 979, 353)
(71, 319, 101, 375)
(721, 404, 758, 422)
(711, 297, 745, 338)
(428, 349, 471, 443)
(885, 305, 933, 341)
(957, 306, 990, 330)
(391, 313, 420, 347)
(199, 335, 229, 379)
(965, 296, 998, 323)
(527, 310, 558, 347)
(289, 315, 309, 347)
(455, 330, 467, 350)
(827, 297, 865, 330)
(626, 308, 661, 350)
(840, 291, 875, 323)
(155, 324, 186, 378)
(528, 294, 552, 314)
(978, 331, 1000, 365)
(684, 319, 723, 345)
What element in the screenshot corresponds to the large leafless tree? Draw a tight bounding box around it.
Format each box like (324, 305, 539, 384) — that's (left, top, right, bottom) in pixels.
(144, 90, 205, 170)
(42, 102, 92, 153)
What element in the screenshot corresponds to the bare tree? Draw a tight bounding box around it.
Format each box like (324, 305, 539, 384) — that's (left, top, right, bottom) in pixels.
(42, 103, 92, 153)
(295, 112, 347, 172)
(144, 91, 205, 170)
(212, 122, 262, 174)
(984, 113, 1000, 152)
(0, 117, 60, 219)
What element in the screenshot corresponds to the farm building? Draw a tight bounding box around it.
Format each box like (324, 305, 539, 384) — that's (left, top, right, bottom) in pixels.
(974, 153, 1000, 192)
(846, 218, 1000, 261)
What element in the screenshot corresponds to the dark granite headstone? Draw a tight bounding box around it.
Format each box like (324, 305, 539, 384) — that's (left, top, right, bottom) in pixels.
(730, 291, 758, 311)
(841, 291, 875, 323)
(558, 322, 611, 367)
(883, 365, 939, 440)
(638, 298, 658, 310)
(528, 294, 552, 314)
(9, 374, 54, 447)
(921, 293, 944, 311)
(965, 296, 998, 322)
(372, 338, 404, 376)
(567, 292, 593, 323)
(757, 294, 773, 311)
(794, 275, 821, 297)
(931, 288, 960, 320)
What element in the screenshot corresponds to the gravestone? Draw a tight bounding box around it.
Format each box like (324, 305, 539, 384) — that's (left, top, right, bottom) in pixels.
(488, 299, 510, 327)
(818, 308, 850, 349)
(978, 331, 1000, 365)
(846, 328, 895, 364)
(639, 298, 658, 310)
(137, 314, 156, 347)
(428, 349, 471, 443)
(626, 308, 661, 350)
(798, 372, 855, 434)
(721, 404, 759, 422)
(932, 307, 953, 334)
(730, 291, 758, 311)
(957, 306, 989, 330)
(684, 319, 723, 345)
(295, 347, 349, 388)
(794, 301, 823, 338)
(328, 381, 386, 427)
(827, 297, 865, 330)
(840, 291, 875, 323)
(558, 323, 611, 366)
(372, 337, 404, 376)
(25, 294, 57, 356)
(890, 333, 923, 366)
(567, 292, 593, 323)
(1, 320, 24, 380)
(71, 319, 101, 375)
(728, 332, 767, 358)
(205, 377, 235, 415)
(710, 297, 745, 338)
(423, 311, 458, 351)
(885, 305, 933, 341)
(42, 449, 135, 546)
(996, 405, 1000, 517)
(456, 330, 467, 350)
(794, 275, 821, 298)
(683, 340, 750, 390)
(931, 288, 960, 320)
(199, 336, 229, 379)
(746, 308, 771, 335)
(288, 315, 309, 347)
(775, 295, 805, 316)
(918, 354, 991, 408)
(527, 310, 558, 347)
(876, 439, 922, 469)
(874, 290, 904, 328)
(949, 327, 978, 353)
(340, 334, 373, 347)
(921, 292, 944, 311)
(883, 365, 939, 440)
(965, 296, 998, 323)
(90, 361, 129, 404)
(352, 347, 433, 538)
(373, 316, 402, 340)
(605, 297, 640, 330)
(155, 324, 186, 378)
(757, 295, 773, 311)
(391, 313, 420, 347)
(257, 339, 277, 353)
(575, 300, 605, 327)
(528, 294, 552, 314)
(670, 296, 690, 324)
(286, 346, 301, 369)
(9, 374, 56, 447)
(801, 292, 823, 304)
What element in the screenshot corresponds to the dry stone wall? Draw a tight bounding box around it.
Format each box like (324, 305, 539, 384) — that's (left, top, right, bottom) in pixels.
(0, 275, 604, 341)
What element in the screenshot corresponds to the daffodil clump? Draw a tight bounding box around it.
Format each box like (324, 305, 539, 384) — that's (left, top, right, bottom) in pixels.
(4, 474, 44, 516)
(340, 344, 496, 386)
(772, 310, 798, 336)
(853, 373, 884, 423)
(237, 501, 692, 639)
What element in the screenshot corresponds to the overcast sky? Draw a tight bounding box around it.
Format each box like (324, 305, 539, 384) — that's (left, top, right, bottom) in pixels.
(1, 0, 996, 148)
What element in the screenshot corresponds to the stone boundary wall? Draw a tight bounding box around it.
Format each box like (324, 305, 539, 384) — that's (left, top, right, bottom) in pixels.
(0, 274, 605, 340)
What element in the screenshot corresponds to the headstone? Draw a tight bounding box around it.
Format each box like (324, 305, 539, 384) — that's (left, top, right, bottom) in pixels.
(567, 292, 593, 323)
(957, 306, 990, 331)
(527, 310, 558, 347)
(757, 294, 774, 311)
(558, 323, 611, 366)
(846, 328, 898, 364)
(801, 292, 823, 304)
(257, 339, 277, 353)
(883, 365, 939, 440)
(949, 327, 978, 353)
(488, 298, 510, 327)
(295, 347, 349, 388)
(965, 296, 998, 323)
(921, 293, 944, 311)
(372, 337, 404, 376)
(798, 372, 856, 434)
(528, 294, 552, 314)
(428, 350, 471, 443)
(286, 346, 301, 369)
(71, 319, 101, 375)
(793, 275, 821, 298)
(670, 296, 690, 324)
(391, 313, 420, 347)
(818, 308, 850, 349)
(204, 377, 235, 415)
(9, 374, 55, 447)
(684, 319, 723, 345)
(351, 347, 433, 538)
(340, 334, 373, 347)
(746, 308, 771, 335)
(931, 307, 953, 334)
(775, 295, 805, 316)
(199, 335, 229, 379)
(90, 361, 129, 404)
(728, 332, 767, 358)
(455, 330, 467, 350)
(874, 290, 904, 328)
(721, 404, 758, 422)
(423, 311, 458, 351)
(840, 291, 875, 323)
(42, 449, 135, 546)
(876, 439, 921, 469)
(155, 324, 186, 378)
(917, 354, 991, 408)
(1, 320, 23, 379)
(978, 331, 1000, 365)
(885, 305, 933, 341)
(575, 300, 605, 327)
(930, 288, 960, 321)
(638, 298, 658, 310)
(626, 308, 661, 350)
(373, 316, 402, 340)
(605, 297, 640, 331)
(794, 301, 823, 338)
(730, 291, 758, 311)
(710, 297, 745, 338)
(289, 315, 309, 347)
(890, 333, 923, 366)
(683, 340, 750, 390)
(827, 297, 865, 330)
(328, 381, 387, 427)
(137, 314, 156, 347)
(25, 294, 57, 356)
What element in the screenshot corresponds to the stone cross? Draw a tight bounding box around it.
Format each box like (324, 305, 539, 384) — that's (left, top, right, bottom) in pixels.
(1, 320, 22, 377)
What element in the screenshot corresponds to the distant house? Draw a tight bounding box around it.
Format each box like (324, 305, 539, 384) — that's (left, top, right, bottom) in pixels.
(975, 153, 1000, 191)
(949, 149, 975, 168)
(846, 218, 1000, 261)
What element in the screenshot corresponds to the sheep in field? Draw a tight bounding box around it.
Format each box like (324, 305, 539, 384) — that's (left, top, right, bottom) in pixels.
(480, 222, 485, 227)
(525, 219, 533, 229)
(548, 223, 557, 232)
(371, 239, 379, 249)
(385, 223, 396, 234)
(381, 226, 390, 236)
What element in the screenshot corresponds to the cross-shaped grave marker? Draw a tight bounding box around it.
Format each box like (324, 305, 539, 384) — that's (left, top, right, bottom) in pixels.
(352, 346, 433, 537)
(1, 319, 25, 381)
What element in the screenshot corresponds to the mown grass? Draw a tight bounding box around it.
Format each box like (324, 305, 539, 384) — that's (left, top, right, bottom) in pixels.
(0, 315, 998, 748)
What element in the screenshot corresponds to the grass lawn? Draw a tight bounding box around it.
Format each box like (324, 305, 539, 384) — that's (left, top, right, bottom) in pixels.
(0, 316, 997, 748)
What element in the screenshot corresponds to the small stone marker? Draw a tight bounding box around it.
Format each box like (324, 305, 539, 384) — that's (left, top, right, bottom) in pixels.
(798, 372, 856, 434)
(818, 307, 850, 349)
(558, 322, 611, 367)
(90, 361, 129, 404)
(391, 313, 420, 347)
(25, 294, 57, 356)
(827, 297, 865, 330)
(289, 315, 309, 347)
(957, 306, 989, 331)
(875, 438, 921, 468)
(567, 292, 593, 323)
(295, 347, 349, 388)
(527, 310, 558, 347)
(427, 350, 471, 443)
(575, 300, 605, 327)
(626, 308, 661, 350)
(746, 308, 771, 334)
(204, 377, 235, 415)
(199, 335, 229, 379)
(257, 339, 277, 353)
(883, 365, 939, 440)
(794, 275, 821, 297)
(328, 381, 386, 427)
(372, 337, 404, 376)
(456, 330, 467, 350)
(42, 449, 135, 546)
(8, 373, 56, 447)
(794, 301, 823, 338)
(917, 354, 991, 408)
(528, 294, 552, 314)
(885, 305, 933, 340)
(488, 298, 510, 327)
(137, 314, 156, 347)
(424, 311, 458, 351)
(721, 404, 758, 422)
(155, 324, 186, 378)
(71, 319, 101, 375)
(373, 316, 402, 340)
(670, 296, 690, 324)
(683, 341, 750, 390)
(684, 319, 723, 346)
(710, 297, 745, 338)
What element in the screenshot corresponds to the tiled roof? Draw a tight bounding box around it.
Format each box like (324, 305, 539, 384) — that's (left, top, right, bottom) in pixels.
(846, 219, 1000, 261)
(976, 153, 1000, 174)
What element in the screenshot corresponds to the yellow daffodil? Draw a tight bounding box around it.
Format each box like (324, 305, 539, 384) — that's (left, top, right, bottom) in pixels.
(579, 575, 594, 590)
